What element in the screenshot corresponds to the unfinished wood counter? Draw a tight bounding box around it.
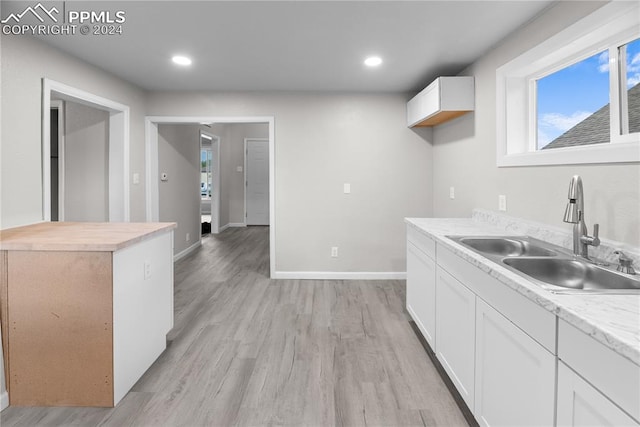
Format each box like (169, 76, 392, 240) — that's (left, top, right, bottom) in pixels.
(0, 222, 176, 407)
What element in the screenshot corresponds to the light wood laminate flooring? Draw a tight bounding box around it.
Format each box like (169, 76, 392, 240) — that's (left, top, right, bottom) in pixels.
(1, 226, 467, 427)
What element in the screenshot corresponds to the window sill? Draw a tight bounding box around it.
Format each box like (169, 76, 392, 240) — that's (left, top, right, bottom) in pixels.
(497, 140, 640, 167)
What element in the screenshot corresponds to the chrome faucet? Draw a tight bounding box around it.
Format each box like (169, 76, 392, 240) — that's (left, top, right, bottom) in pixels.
(562, 175, 600, 259)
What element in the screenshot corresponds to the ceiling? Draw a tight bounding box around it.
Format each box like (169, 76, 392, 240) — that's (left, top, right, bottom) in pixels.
(16, 1, 555, 93)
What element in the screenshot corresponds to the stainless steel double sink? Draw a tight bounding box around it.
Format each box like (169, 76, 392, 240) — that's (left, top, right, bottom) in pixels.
(447, 236, 640, 294)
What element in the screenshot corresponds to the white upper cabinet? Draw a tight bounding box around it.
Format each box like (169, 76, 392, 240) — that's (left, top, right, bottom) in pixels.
(407, 76, 475, 127)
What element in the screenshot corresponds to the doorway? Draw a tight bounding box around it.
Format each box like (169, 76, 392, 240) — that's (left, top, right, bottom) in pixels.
(145, 116, 275, 277)
(50, 101, 64, 221)
(245, 138, 269, 225)
(200, 132, 220, 234)
(42, 79, 130, 222)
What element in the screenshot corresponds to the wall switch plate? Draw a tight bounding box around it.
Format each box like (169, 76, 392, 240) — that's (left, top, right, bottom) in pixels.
(449, 186, 455, 199)
(160, 172, 168, 181)
(499, 195, 507, 211)
(236, 166, 243, 172)
(343, 183, 351, 194)
(143, 261, 151, 280)
(331, 247, 338, 257)
(186, 233, 190, 242)
(132, 173, 140, 184)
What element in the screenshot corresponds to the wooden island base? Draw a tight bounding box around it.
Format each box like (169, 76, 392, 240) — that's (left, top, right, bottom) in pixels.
(0, 222, 176, 407)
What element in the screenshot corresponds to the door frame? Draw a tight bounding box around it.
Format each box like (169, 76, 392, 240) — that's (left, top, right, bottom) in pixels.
(244, 137, 269, 225)
(42, 78, 130, 222)
(145, 116, 275, 278)
(199, 131, 221, 235)
(50, 100, 65, 220)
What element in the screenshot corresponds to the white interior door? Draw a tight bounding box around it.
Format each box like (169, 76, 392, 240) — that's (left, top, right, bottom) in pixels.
(245, 139, 269, 225)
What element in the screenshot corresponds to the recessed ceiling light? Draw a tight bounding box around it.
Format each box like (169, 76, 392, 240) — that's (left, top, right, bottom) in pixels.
(172, 55, 192, 66)
(364, 56, 383, 67)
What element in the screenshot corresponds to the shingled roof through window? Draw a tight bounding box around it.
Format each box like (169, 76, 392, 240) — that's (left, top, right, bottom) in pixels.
(541, 82, 640, 150)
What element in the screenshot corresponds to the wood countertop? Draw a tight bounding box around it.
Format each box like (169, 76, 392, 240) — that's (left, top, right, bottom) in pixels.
(0, 222, 177, 251)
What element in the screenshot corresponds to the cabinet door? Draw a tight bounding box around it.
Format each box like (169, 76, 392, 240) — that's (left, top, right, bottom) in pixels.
(557, 362, 639, 427)
(474, 299, 555, 427)
(407, 92, 424, 126)
(435, 267, 476, 410)
(406, 242, 436, 349)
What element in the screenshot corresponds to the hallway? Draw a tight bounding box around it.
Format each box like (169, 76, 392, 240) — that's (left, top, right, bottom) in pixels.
(1, 227, 466, 426)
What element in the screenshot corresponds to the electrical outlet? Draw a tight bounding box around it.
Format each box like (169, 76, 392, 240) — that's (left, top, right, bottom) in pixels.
(143, 261, 151, 280)
(449, 186, 455, 199)
(186, 233, 190, 242)
(498, 195, 507, 211)
(331, 247, 338, 257)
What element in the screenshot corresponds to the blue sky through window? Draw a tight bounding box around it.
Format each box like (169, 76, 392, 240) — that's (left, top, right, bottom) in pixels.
(536, 38, 640, 149)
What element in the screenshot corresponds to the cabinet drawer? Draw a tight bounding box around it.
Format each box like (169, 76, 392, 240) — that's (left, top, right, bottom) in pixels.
(407, 226, 436, 260)
(437, 244, 556, 353)
(559, 320, 640, 422)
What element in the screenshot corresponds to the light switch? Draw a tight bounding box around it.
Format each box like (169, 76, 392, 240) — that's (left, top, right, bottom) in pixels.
(160, 172, 168, 181)
(449, 187, 455, 199)
(132, 173, 140, 184)
(236, 166, 243, 172)
(344, 183, 351, 194)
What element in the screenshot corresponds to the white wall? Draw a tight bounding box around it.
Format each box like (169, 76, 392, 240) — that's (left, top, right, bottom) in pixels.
(224, 123, 269, 225)
(0, 35, 148, 229)
(205, 122, 268, 228)
(432, 1, 640, 247)
(63, 101, 110, 222)
(158, 124, 201, 255)
(146, 93, 433, 273)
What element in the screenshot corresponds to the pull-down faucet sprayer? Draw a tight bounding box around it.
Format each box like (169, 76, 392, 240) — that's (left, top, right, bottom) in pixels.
(562, 175, 600, 259)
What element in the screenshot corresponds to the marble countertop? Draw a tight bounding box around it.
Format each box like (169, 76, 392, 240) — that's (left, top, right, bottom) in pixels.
(405, 216, 640, 366)
(0, 222, 177, 251)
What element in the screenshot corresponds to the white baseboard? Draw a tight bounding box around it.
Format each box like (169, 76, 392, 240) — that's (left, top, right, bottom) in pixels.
(173, 241, 201, 262)
(0, 390, 8, 411)
(219, 222, 246, 232)
(271, 271, 407, 280)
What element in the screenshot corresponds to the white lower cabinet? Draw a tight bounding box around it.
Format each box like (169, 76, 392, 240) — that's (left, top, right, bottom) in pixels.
(557, 362, 639, 427)
(474, 298, 555, 427)
(405, 227, 635, 427)
(406, 242, 437, 348)
(435, 266, 476, 410)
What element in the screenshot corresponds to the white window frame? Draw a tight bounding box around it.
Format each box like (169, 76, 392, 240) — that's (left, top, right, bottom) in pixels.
(496, 2, 640, 167)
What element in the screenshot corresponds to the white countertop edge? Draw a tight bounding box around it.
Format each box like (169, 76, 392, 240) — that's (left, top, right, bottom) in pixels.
(405, 217, 640, 366)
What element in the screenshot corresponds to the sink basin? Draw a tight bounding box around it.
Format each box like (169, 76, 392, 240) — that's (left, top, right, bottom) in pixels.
(503, 258, 640, 291)
(448, 235, 639, 294)
(457, 237, 557, 257)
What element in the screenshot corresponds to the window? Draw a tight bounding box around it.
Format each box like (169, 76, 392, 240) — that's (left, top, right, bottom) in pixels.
(536, 50, 610, 150)
(620, 37, 640, 135)
(497, 2, 640, 166)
